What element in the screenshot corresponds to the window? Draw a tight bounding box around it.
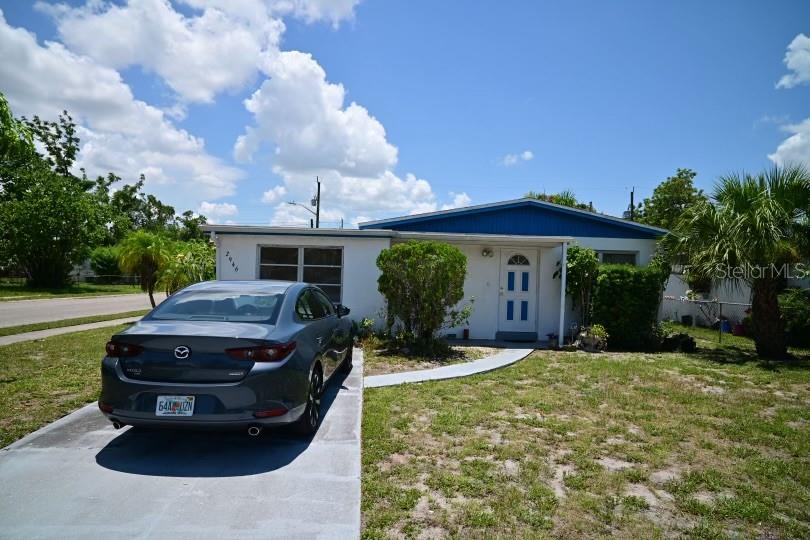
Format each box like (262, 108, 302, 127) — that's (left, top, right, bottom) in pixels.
(296, 289, 335, 321)
(311, 289, 335, 316)
(507, 253, 530, 265)
(259, 246, 343, 302)
(149, 289, 285, 323)
(599, 252, 637, 265)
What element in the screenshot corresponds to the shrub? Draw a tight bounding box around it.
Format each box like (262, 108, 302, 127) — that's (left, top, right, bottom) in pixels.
(158, 241, 216, 295)
(89, 246, 120, 282)
(555, 245, 599, 326)
(376, 240, 470, 352)
(779, 288, 810, 348)
(592, 264, 668, 350)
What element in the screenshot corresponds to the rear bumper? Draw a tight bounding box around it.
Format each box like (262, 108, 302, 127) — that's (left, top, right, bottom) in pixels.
(101, 404, 306, 429)
(99, 356, 309, 428)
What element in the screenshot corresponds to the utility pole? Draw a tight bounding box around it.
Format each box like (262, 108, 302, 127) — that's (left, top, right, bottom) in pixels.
(288, 176, 322, 229)
(629, 186, 635, 221)
(314, 177, 320, 228)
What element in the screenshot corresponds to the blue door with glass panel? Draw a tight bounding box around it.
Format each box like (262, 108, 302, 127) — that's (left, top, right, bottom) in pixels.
(498, 250, 537, 333)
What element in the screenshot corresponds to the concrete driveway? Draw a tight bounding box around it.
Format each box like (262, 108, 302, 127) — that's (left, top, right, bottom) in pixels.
(0, 293, 158, 327)
(0, 354, 363, 539)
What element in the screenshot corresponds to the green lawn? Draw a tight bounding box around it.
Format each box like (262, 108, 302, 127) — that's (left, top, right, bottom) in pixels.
(0, 310, 149, 337)
(0, 281, 141, 301)
(362, 332, 810, 539)
(0, 325, 126, 447)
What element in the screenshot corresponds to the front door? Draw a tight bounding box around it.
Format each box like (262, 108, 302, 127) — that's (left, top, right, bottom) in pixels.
(498, 249, 537, 334)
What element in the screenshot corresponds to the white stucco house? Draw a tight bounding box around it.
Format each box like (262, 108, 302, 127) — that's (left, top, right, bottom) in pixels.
(202, 198, 666, 342)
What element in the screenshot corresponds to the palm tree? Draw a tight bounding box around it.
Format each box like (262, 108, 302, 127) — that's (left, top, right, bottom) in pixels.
(118, 231, 170, 307)
(666, 164, 810, 359)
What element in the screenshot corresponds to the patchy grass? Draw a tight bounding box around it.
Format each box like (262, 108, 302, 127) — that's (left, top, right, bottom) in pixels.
(0, 325, 127, 447)
(362, 338, 499, 376)
(0, 310, 148, 337)
(0, 281, 141, 301)
(362, 342, 810, 538)
(664, 321, 810, 358)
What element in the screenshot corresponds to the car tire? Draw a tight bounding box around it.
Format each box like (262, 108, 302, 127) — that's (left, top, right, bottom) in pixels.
(294, 367, 322, 436)
(339, 346, 353, 373)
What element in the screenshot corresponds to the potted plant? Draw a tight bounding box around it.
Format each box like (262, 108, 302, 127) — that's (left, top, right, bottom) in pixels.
(577, 324, 609, 352)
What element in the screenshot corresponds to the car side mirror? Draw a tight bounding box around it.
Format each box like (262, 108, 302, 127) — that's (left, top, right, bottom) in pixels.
(335, 304, 351, 317)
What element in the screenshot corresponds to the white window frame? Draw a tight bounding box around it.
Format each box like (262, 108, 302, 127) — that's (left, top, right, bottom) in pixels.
(598, 251, 638, 265)
(257, 245, 344, 302)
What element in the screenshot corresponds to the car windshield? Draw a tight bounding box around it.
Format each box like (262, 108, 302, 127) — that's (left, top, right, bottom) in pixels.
(147, 289, 284, 323)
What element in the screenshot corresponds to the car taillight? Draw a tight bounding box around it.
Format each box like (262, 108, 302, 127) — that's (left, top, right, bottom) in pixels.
(226, 342, 296, 362)
(98, 402, 114, 413)
(105, 341, 143, 357)
(254, 407, 288, 418)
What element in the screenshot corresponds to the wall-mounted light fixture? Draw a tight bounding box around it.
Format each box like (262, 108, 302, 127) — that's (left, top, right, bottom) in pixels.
(481, 247, 494, 258)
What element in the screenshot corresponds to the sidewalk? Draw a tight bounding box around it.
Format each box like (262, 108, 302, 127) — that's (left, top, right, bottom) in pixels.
(0, 317, 141, 346)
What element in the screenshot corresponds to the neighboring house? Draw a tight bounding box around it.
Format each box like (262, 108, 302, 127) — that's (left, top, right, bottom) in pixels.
(202, 198, 666, 342)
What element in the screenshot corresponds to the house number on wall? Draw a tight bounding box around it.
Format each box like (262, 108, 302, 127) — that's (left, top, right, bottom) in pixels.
(225, 250, 239, 273)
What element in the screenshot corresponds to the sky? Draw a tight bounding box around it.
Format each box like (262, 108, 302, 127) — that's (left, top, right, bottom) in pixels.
(1, 0, 809, 227)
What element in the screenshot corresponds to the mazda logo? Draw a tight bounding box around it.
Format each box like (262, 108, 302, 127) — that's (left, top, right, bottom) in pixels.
(174, 346, 191, 359)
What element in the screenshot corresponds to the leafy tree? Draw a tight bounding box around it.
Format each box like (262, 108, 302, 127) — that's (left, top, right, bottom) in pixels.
(176, 210, 208, 242)
(89, 246, 121, 282)
(554, 245, 600, 327)
(376, 241, 470, 352)
(0, 95, 105, 287)
(23, 112, 83, 181)
(665, 164, 810, 359)
(158, 241, 215, 294)
(118, 231, 171, 307)
(0, 93, 34, 172)
(525, 190, 594, 212)
(0, 162, 105, 287)
(637, 168, 706, 230)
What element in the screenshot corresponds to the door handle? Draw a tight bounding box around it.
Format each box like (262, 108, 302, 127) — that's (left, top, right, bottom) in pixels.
(316, 336, 324, 345)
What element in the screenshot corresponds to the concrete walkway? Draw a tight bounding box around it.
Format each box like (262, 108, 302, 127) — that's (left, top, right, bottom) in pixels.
(0, 293, 157, 328)
(0, 351, 364, 539)
(364, 347, 533, 388)
(0, 316, 142, 346)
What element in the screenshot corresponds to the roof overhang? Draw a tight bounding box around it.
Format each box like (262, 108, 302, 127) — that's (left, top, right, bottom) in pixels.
(358, 197, 669, 237)
(201, 224, 573, 246)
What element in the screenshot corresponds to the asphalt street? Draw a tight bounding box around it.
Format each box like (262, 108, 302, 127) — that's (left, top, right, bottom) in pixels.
(0, 293, 158, 327)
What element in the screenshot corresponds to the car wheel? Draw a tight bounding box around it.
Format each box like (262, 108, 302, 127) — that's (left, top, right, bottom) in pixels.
(339, 346, 353, 373)
(295, 367, 322, 436)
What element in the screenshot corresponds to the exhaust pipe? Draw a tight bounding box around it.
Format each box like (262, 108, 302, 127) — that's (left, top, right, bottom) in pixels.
(247, 425, 262, 437)
(112, 421, 124, 430)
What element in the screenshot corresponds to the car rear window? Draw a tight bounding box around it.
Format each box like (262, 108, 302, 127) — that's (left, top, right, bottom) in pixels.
(147, 290, 284, 323)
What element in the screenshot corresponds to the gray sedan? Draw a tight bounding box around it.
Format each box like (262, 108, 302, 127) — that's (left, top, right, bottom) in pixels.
(99, 280, 354, 436)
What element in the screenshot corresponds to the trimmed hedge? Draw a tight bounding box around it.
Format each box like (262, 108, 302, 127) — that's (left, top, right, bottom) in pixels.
(592, 264, 667, 350)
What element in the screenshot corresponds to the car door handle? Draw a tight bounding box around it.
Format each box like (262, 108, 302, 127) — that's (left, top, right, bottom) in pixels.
(316, 336, 324, 345)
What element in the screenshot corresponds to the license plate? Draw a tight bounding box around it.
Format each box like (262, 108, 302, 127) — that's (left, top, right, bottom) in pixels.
(155, 395, 195, 417)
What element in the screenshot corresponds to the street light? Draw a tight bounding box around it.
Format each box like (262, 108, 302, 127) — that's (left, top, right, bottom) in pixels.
(286, 177, 321, 228)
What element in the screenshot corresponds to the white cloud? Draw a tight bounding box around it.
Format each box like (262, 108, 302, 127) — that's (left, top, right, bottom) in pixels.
(39, 0, 284, 104)
(502, 149, 534, 166)
(236, 50, 441, 224)
(261, 185, 288, 203)
(776, 33, 810, 89)
(13, 1, 449, 225)
(0, 10, 242, 204)
(441, 192, 471, 210)
(199, 201, 239, 222)
(264, 0, 362, 27)
(768, 117, 810, 167)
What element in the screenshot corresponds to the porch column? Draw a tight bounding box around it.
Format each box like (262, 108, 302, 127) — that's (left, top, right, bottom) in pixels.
(558, 241, 568, 344)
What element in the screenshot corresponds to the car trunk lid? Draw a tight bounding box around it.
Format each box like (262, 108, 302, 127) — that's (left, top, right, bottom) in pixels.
(112, 320, 280, 383)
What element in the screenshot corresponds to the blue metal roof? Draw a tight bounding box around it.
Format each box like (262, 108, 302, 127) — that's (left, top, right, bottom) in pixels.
(358, 199, 667, 239)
